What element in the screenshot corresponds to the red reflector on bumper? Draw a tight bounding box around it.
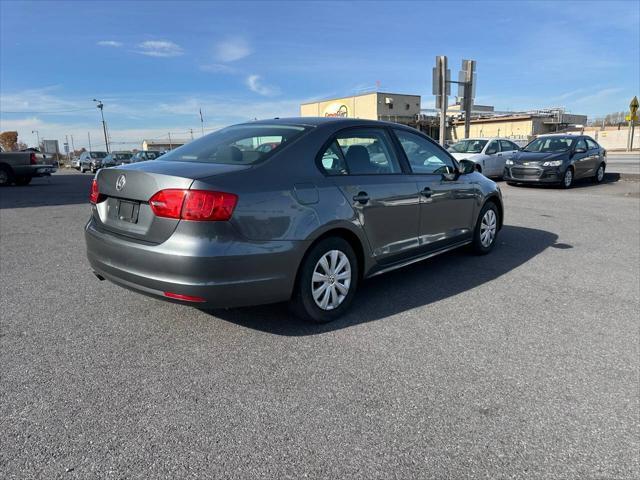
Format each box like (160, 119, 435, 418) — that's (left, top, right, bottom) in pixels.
(164, 292, 206, 303)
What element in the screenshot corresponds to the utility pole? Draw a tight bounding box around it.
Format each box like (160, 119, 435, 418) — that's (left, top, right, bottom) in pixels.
(65, 135, 70, 164)
(87, 131, 92, 153)
(433, 55, 450, 146)
(93, 99, 110, 153)
(70, 134, 75, 153)
(189, 128, 194, 140)
(199, 108, 205, 137)
(31, 130, 40, 150)
(460, 60, 476, 139)
(168, 132, 173, 150)
(627, 96, 638, 152)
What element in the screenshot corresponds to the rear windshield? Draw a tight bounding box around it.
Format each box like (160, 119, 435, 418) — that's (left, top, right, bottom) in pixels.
(450, 139, 487, 153)
(114, 153, 131, 160)
(90, 152, 107, 158)
(524, 137, 575, 153)
(159, 124, 308, 165)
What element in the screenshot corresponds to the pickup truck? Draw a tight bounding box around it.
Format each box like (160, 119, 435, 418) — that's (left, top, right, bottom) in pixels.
(0, 147, 56, 186)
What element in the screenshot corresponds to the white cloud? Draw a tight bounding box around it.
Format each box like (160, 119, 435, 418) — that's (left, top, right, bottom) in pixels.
(214, 37, 251, 62)
(135, 40, 184, 58)
(246, 75, 279, 97)
(97, 40, 123, 47)
(199, 63, 236, 74)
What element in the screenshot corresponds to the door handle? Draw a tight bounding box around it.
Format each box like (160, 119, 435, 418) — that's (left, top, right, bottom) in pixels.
(420, 187, 432, 198)
(352, 192, 370, 204)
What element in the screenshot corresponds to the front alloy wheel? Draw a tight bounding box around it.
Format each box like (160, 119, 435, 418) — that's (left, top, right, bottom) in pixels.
(562, 168, 573, 188)
(594, 164, 605, 183)
(472, 202, 499, 254)
(479, 209, 497, 248)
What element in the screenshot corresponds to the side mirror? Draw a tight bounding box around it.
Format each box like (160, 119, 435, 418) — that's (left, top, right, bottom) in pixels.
(459, 159, 476, 175)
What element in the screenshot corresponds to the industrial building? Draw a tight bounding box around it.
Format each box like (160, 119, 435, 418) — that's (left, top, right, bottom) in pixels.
(300, 92, 587, 144)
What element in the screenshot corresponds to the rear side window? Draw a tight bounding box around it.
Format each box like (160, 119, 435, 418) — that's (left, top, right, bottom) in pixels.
(320, 141, 348, 175)
(159, 124, 308, 165)
(393, 129, 456, 174)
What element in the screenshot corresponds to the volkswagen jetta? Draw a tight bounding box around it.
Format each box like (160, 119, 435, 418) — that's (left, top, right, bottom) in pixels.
(85, 118, 503, 322)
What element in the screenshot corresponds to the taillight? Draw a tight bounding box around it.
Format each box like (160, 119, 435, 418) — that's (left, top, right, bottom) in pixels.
(89, 179, 104, 204)
(149, 189, 237, 221)
(30, 153, 37, 165)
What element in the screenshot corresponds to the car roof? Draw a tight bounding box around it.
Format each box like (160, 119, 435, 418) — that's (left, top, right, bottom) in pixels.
(247, 116, 411, 129)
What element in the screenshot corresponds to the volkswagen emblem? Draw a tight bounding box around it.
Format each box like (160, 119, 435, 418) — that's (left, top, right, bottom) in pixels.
(115, 174, 126, 191)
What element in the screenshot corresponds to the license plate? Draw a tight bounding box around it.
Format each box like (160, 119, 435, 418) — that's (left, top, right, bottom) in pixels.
(117, 200, 139, 223)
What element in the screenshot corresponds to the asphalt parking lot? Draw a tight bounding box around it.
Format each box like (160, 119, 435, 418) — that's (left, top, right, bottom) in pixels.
(1, 165, 639, 479)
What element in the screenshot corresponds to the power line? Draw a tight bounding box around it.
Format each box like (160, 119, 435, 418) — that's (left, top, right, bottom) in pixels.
(0, 108, 95, 114)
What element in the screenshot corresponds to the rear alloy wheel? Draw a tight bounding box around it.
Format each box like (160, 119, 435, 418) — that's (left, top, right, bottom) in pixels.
(561, 168, 573, 189)
(593, 163, 605, 184)
(0, 166, 12, 186)
(472, 202, 499, 254)
(290, 237, 358, 323)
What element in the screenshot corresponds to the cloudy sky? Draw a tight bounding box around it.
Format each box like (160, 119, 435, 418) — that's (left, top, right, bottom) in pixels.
(1, 0, 638, 149)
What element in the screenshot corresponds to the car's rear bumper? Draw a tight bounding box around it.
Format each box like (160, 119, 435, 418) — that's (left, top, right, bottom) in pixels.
(85, 218, 308, 308)
(503, 166, 563, 184)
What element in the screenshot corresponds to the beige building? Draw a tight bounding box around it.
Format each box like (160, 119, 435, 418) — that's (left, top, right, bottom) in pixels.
(300, 92, 421, 124)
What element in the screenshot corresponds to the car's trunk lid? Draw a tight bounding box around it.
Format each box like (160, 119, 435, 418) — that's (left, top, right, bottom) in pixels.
(93, 161, 249, 244)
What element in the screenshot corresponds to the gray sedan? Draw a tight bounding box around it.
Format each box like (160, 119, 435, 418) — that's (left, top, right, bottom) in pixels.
(85, 118, 503, 322)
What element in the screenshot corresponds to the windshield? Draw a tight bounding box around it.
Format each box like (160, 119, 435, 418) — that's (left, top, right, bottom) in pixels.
(160, 124, 308, 165)
(524, 137, 575, 153)
(450, 139, 488, 153)
(90, 152, 107, 158)
(145, 152, 159, 159)
(114, 153, 131, 160)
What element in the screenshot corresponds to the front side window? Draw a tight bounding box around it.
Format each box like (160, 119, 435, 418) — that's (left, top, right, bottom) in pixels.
(500, 140, 516, 151)
(486, 141, 499, 154)
(335, 129, 401, 175)
(160, 124, 308, 165)
(575, 138, 588, 151)
(586, 138, 599, 150)
(394, 129, 456, 174)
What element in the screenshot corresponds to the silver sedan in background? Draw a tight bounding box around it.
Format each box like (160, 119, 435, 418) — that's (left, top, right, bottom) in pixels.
(448, 138, 521, 177)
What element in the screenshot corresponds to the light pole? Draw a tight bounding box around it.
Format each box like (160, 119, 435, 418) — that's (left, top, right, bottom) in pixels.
(92, 99, 110, 153)
(31, 130, 40, 150)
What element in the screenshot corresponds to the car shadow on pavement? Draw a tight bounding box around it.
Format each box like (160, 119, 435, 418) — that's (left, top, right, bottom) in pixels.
(0, 171, 93, 209)
(207, 225, 559, 336)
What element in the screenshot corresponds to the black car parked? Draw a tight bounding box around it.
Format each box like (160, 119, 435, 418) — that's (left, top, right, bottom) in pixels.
(504, 135, 606, 188)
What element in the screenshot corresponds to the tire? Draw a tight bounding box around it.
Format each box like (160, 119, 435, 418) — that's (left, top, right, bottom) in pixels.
(472, 201, 499, 255)
(290, 237, 359, 323)
(593, 163, 605, 184)
(80, 165, 85, 173)
(0, 165, 13, 186)
(561, 167, 574, 189)
(14, 176, 32, 186)
(506, 181, 517, 186)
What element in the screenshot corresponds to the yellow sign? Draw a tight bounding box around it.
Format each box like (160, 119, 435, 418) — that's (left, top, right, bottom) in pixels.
(625, 114, 638, 122)
(630, 96, 639, 115)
